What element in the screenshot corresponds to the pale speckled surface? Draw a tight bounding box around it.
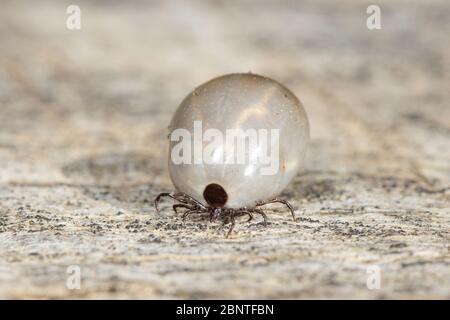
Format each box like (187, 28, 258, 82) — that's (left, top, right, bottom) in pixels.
(0, 0, 449, 299)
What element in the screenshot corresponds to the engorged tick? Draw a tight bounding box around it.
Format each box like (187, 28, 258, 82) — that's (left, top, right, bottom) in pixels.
(155, 73, 310, 237)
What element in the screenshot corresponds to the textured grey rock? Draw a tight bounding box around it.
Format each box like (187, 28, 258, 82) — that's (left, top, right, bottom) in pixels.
(0, 0, 449, 299)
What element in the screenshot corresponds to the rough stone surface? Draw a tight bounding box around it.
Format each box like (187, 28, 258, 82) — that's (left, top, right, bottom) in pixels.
(0, 0, 449, 299)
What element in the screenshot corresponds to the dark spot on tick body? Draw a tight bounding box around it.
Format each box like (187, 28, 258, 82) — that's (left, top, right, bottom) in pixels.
(203, 183, 228, 208)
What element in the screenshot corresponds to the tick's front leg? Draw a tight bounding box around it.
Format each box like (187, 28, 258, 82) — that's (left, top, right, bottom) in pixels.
(173, 204, 193, 214)
(226, 216, 236, 238)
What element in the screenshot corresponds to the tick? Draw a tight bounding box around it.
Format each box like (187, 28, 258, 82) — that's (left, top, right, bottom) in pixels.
(155, 73, 309, 237)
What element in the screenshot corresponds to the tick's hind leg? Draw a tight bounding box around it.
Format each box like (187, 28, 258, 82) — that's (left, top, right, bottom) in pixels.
(255, 198, 295, 221)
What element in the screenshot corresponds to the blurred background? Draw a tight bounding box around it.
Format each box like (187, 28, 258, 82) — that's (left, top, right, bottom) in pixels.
(0, 0, 448, 299)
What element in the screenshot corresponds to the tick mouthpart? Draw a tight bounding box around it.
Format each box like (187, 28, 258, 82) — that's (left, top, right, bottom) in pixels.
(210, 207, 222, 222)
(203, 183, 228, 208)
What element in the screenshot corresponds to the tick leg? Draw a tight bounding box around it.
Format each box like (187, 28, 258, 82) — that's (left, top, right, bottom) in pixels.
(256, 198, 295, 221)
(154, 192, 206, 212)
(182, 210, 203, 221)
(252, 208, 268, 226)
(173, 204, 192, 214)
(226, 215, 236, 238)
(175, 193, 207, 210)
(236, 210, 253, 223)
(255, 209, 267, 227)
(154, 193, 184, 212)
(217, 219, 228, 232)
